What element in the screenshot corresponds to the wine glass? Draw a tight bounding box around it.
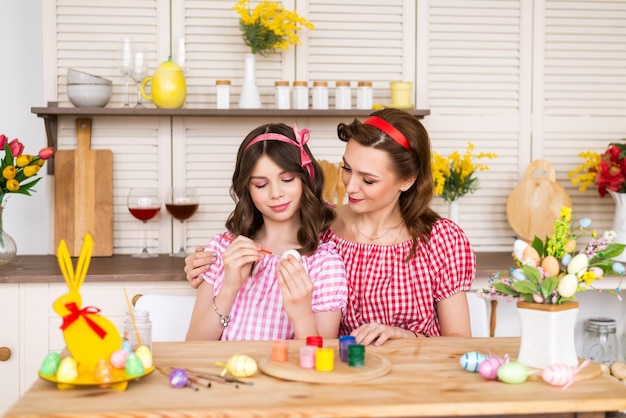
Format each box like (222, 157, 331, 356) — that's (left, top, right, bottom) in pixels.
(165, 186, 199, 257)
(127, 187, 162, 258)
(119, 37, 134, 107)
(131, 46, 148, 108)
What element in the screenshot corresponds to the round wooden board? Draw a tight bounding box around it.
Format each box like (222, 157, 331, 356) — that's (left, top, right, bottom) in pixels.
(259, 350, 392, 384)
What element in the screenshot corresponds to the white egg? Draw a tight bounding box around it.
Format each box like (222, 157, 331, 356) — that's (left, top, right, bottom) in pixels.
(566, 253, 589, 275)
(281, 249, 301, 261)
(513, 240, 529, 261)
(557, 274, 578, 297)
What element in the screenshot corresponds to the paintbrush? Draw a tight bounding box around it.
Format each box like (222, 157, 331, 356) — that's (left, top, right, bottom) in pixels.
(222, 235, 277, 256)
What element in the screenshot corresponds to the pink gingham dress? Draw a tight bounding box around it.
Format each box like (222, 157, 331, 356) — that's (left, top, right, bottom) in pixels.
(322, 218, 475, 337)
(201, 232, 348, 341)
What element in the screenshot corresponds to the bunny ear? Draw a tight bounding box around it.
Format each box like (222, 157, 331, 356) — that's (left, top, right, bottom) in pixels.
(75, 233, 94, 290)
(57, 239, 75, 287)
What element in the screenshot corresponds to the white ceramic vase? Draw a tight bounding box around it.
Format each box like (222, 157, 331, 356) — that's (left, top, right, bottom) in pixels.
(238, 53, 262, 109)
(448, 200, 459, 224)
(516, 301, 579, 369)
(608, 190, 626, 262)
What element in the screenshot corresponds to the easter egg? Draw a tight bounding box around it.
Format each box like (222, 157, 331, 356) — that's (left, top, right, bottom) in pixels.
(561, 253, 572, 267)
(93, 359, 114, 384)
(541, 256, 560, 277)
(125, 352, 145, 377)
(281, 249, 302, 262)
(121, 340, 133, 352)
(567, 253, 589, 275)
(563, 239, 577, 253)
(513, 240, 529, 262)
(224, 354, 258, 377)
(612, 262, 625, 275)
(478, 356, 505, 380)
(39, 352, 61, 376)
(578, 218, 592, 229)
(135, 345, 153, 368)
(497, 361, 529, 384)
(541, 363, 576, 387)
(521, 246, 540, 267)
(56, 357, 78, 383)
(169, 368, 189, 388)
(459, 351, 487, 373)
(511, 268, 527, 282)
(110, 349, 129, 369)
(557, 273, 578, 298)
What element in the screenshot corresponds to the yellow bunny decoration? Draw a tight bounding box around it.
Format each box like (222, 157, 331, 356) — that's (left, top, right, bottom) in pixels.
(53, 233, 122, 375)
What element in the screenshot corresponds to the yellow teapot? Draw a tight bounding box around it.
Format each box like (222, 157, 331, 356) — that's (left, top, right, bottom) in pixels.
(141, 57, 186, 108)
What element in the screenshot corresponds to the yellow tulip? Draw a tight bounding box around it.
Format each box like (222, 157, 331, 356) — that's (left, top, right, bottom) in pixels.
(2, 166, 16, 180)
(24, 165, 40, 177)
(16, 155, 32, 167)
(6, 178, 19, 191)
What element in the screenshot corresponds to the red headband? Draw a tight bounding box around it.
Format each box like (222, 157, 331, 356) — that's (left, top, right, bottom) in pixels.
(244, 124, 314, 178)
(363, 116, 410, 149)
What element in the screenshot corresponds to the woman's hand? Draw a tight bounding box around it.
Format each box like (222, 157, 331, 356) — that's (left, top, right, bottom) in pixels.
(184, 247, 216, 289)
(351, 322, 416, 346)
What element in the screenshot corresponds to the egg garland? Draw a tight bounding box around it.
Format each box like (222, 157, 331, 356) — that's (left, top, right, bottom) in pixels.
(477, 354, 509, 380)
(496, 361, 530, 384)
(459, 351, 488, 373)
(541, 360, 590, 390)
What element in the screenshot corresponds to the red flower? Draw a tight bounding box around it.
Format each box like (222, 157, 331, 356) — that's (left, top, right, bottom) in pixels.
(38, 147, 55, 160)
(8, 139, 24, 157)
(594, 143, 626, 196)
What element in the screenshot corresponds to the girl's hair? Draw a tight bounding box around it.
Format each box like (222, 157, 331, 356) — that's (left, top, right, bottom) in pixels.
(226, 123, 335, 254)
(337, 108, 440, 259)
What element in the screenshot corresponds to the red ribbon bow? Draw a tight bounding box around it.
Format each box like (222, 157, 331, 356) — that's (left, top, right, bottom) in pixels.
(60, 302, 107, 339)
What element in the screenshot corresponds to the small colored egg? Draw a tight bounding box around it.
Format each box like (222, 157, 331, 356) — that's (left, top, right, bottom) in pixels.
(612, 262, 625, 275)
(578, 218, 592, 229)
(557, 274, 578, 298)
(541, 363, 576, 387)
(561, 253, 572, 267)
(169, 368, 189, 388)
(567, 253, 589, 275)
(521, 246, 540, 267)
(497, 361, 529, 384)
(460, 351, 488, 373)
(590, 266, 604, 278)
(121, 340, 133, 352)
(540, 256, 560, 277)
(563, 239, 577, 253)
(513, 240, 529, 262)
(223, 354, 258, 377)
(125, 352, 145, 377)
(478, 356, 505, 380)
(511, 268, 527, 282)
(110, 349, 129, 369)
(56, 357, 78, 383)
(39, 352, 61, 376)
(135, 345, 153, 368)
(93, 359, 114, 384)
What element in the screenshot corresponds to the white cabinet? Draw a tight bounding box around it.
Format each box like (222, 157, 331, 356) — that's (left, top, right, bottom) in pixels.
(0, 284, 20, 415)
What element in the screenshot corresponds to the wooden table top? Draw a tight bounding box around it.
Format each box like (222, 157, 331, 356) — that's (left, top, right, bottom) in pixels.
(6, 338, 626, 417)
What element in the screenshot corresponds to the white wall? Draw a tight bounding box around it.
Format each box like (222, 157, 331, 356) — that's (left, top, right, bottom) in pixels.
(0, 0, 48, 255)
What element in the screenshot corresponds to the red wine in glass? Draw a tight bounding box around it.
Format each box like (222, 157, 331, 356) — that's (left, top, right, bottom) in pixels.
(165, 187, 199, 257)
(127, 187, 162, 258)
(165, 203, 198, 221)
(129, 207, 161, 221)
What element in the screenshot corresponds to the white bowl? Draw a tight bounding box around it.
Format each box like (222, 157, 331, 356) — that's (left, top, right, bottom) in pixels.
(67, 68, 112, 85)
(67, 83, 112, 107)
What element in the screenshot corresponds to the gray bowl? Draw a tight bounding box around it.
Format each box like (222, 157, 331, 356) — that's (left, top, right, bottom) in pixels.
(67, 83, 112, 107)
(67, 68, 112, 85)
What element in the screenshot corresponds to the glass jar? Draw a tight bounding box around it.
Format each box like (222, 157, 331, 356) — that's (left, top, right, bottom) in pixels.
(356, 81, 373, 110)
(292, 81, 308, 109)
(215, 80, 230, 109)
(274, 81, 290, 109)
(312, 81, 329, 109)
(334, 81, 351, 109)
(583, 317, 617, 365)
(123, 310, 152, 351)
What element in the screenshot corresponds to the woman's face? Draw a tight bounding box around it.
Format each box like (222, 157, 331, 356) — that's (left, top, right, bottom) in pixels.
(248, 155, 303, 223)
(341, 139, 413, 214)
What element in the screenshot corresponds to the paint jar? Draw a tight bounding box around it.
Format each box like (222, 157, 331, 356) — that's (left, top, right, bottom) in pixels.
(334, 81, 351, 109)
(299, 345, 317, 369)
(275, 81, 290, 109)
(389, 81, 413, 109)
(123, 310, 152, 351)
(339, 335, 356, 362)
(271, 340, 289, 362)
(315, 348, 334, 371)
(312, 81, 329, 109)
(348, 343, 365, 367)
(306, 335, 323, 348)
(215, 80, 230, 109)
(292, 81, 308, 109)
(583, 317, 617, 365)
(356, 81, 373, 110)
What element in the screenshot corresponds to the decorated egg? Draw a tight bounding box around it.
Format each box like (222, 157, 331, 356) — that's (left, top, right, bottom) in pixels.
(135, 345, 153, 368)
(541, 256, 560, 277)
(125, 352, 145, 377)
(612, 262, 625, 275)
(511, 268, 527, 282)
(478, 356, 506, 380)
(169, 368, 189, 388)
(459, 351, 487, 373)
(39, 352, 61, 376)
(281, 249, 302, 262)
(221, 354, 258, 377)
(56, 357, 78, 383)
(513, 240, 529, 261)
(521, 246, 541, 267)
(567, 253, 589, 275)
(497, 361, 529, 384)
(589, 266, 604, 278)
(110, 349, 129, 369)
(541, 363, 576, 387)
(557, 274, 578, 298)
(93, 359, 114, 384)
(121, 340, 133, 352)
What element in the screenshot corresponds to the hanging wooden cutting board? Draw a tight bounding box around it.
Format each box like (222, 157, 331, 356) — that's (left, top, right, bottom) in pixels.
(54, 118, 113, 256)
(506, 160, 571, 243)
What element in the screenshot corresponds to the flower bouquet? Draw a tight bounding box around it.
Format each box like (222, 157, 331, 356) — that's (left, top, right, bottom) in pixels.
(568, 142, 626, 197)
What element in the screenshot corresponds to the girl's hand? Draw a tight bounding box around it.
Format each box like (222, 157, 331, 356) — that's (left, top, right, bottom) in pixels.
(221, 236, 263, 293)
(184, 247, 217, 289)
(277, 255, 314, 325)
(351, 322, 415, 346)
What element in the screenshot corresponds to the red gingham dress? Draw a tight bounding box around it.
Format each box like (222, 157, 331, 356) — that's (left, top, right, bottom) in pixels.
(201, 232, 348, 341)
(322, 218, 475, 337)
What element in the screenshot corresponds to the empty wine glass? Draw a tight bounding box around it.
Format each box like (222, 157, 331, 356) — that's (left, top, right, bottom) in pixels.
(132, 46, 148, 108)
(165, 186, 199, 257)
(127, 187, 161, 258)
(119, 37, 134, 107)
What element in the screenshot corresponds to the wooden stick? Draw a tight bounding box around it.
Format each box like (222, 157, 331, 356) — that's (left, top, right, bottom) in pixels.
(123, 288, 142, 346)
(222, 236, 275, 256)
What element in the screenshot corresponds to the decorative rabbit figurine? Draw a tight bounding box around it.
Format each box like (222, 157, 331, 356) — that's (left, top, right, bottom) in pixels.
(53, 233, 122, 374)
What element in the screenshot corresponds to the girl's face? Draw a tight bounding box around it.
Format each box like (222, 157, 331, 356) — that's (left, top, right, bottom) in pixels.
(248, 155, 303, 223)
(341, 140, 414, 214)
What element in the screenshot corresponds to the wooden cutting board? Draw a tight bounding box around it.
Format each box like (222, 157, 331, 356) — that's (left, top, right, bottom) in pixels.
(506, 160, 571, 243)
(54, 118, 113, 256)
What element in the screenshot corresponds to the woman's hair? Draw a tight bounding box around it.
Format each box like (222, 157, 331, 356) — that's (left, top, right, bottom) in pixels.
(337, 108, 440, 259)
(226, 123, 334, 254)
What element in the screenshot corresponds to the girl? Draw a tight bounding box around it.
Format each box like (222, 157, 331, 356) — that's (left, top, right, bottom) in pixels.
(186, 123, 348, 341)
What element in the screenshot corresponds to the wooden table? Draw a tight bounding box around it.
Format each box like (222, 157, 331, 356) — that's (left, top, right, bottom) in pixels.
(5, 338, 626, 417)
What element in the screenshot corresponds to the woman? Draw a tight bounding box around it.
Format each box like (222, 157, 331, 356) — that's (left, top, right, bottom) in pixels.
(185, 109, 475, 344)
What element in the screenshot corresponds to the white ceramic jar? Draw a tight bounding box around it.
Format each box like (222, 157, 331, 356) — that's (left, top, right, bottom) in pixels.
(292, 81, 308, 109)
(216, 80, 230, 109)
(356, 81, 373, 110)
(312, 81, 329, 110)
(275, 81, 290, 109)
(335, 81, 351, 109)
